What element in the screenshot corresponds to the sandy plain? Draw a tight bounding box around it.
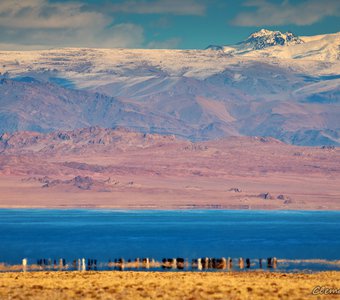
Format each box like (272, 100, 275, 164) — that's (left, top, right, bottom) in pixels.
(1, 271, 340, 300)
(0, 128, 339, 209)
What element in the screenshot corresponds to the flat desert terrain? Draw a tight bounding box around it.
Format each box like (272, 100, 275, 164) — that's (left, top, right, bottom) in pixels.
(1, 271, 340, 300)
(0, 127, 339, 209)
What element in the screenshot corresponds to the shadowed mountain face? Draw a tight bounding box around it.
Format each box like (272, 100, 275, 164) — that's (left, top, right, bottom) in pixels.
(0, 78, 192, 137)
(0, 30, 339, 145)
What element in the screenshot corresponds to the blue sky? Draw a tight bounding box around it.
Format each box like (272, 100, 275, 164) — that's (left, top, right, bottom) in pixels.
(0, 0, 339, 50)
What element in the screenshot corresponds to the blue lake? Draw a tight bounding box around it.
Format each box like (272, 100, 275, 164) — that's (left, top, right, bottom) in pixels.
(0, 209, 340, 271)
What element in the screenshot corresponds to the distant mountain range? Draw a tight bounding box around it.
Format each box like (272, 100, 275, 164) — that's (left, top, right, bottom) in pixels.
(0, 29, 339, 145)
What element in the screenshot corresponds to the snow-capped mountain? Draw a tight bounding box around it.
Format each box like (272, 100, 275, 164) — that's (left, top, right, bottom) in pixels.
(0, 30, 339, 145)
(237, 29, 304, 50)
(209, 29, 339, 62)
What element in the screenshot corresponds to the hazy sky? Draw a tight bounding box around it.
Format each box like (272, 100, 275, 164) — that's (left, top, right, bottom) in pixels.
(0, 0, 339, 50)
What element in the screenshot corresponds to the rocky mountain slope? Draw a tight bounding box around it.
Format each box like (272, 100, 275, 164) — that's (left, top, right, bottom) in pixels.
(0, 29, 339, 145)
(0, 126, 180, 155)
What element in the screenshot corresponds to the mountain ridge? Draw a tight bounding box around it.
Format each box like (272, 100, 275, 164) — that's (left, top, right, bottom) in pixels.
(0, 30, 339, 146)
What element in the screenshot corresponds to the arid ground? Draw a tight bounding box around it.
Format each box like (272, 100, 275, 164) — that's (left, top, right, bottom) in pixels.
(0, 127, 339, 209)
(1, 271, 340, 300)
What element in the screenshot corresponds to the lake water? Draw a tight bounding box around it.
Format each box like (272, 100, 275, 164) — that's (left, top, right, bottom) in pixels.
(0, 209, 339, 271)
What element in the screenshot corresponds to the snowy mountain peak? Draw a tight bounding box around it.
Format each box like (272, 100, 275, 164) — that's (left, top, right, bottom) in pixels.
(250, 28, 276, 37)
(241, 29, 304, 50)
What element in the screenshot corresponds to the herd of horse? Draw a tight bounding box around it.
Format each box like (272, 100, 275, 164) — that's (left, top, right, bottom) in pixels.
(21, 257, 278, 272)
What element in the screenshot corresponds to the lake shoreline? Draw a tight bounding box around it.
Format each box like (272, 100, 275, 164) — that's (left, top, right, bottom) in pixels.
(0, 205, 339, 211)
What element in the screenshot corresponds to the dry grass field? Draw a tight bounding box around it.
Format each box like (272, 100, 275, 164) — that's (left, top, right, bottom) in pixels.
(1, 271, 340, 300)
